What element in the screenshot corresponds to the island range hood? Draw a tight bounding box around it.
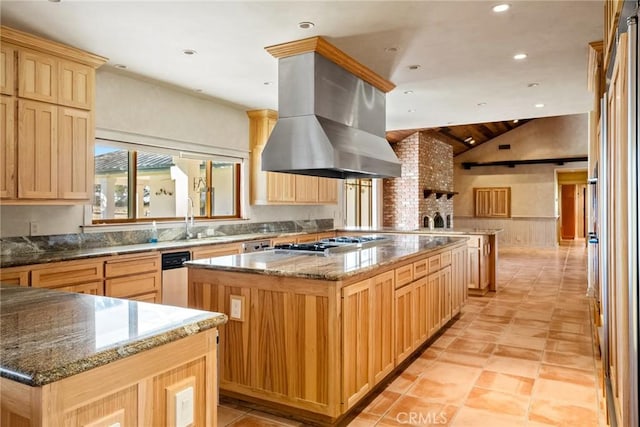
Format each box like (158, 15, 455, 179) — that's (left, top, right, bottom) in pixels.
(262, 37, 401, 179)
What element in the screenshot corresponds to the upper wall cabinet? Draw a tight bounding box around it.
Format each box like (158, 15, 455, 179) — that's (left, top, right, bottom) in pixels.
(0, 44, 16, 96)
(247, 109, 339, 205)
(474, 187, 511, 218)
(0, 26, 107, 204)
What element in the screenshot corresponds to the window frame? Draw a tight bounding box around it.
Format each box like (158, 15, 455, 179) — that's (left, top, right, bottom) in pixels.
(92, 146, 242, 224)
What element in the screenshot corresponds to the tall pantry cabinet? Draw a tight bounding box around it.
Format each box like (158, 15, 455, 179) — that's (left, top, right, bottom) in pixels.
(0, 26, 106, 204)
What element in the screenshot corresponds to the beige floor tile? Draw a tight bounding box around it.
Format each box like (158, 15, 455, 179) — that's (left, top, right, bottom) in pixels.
(451, 406, 527, 427)
(446, 337, 496, 355)
(538, 363, 596, 387)
(506, 325, 548, 338)
(498, 334, 547, 350)
(438, 350, 491, 368)
(544, 339, 594, 356)
(484, 355, 540, 378)
(493, 344, 543, 361)
(383, 395, 458, 426)
(386, 371, 420, 394)
(362, 389, 402, 416)
(463, 387, 529, 417)
(528, 399, 599, 426)
(346, 411, 381, 426)
(531, 378, 598, 408)
(405, 362, 482, 404)
(542, 351, 596, 371)
(474, 370, 534, 396)
(547, 330, 591, 343)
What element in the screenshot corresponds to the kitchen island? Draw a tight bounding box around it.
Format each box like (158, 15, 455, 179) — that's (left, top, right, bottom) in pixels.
(0, 285, 226, 426)
(187, 234, 468, 424)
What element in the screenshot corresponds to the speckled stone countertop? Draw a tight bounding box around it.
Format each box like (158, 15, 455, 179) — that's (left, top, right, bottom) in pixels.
(186, 234, 467, 281)
(0, 285, 227, 386)
(339, 227, 503, 236)
(0, 231, 313, 268)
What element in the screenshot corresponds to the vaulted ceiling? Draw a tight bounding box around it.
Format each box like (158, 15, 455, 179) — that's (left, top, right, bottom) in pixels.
(386, 119, 532, 156)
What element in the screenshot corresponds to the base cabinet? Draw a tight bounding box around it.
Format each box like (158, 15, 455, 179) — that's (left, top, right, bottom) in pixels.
(0, 329, 219, 427)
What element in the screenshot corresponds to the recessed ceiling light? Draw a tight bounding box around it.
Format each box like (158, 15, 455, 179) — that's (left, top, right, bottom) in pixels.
(464, 136, 473, 142)
(492, 4, 510, 12)
(535, 103, 545, 108)
(528, 82, 540, 88)
(183, 49, 197, 55)
(477, 102, 487, 107)
(403, 90, 414, 95)
(513, 53, 527, 60)
(113, 64, 127, 69)
(384, 47, 398, 52)
(263, 81, 273, 86)
(513, 119, 519, 123)
(469, 139, 476, 145)
(408, 64, 421, 70)
(298, 21, 315, 29)
(408, 109, 416, 113)
(194, 89, 203, 93)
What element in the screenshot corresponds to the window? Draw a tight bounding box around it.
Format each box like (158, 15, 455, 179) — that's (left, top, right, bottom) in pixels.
(93, 143, 241, 223)
(474, 187, 511, 218)
(345, 179, 373, 227)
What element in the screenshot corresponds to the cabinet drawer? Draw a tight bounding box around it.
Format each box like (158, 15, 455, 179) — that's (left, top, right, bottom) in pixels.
(296, 233, 318, 243)
(0, 267, 30, 286)
(105, 253, 160, 278)
(413, 259, 428, 279)
(427, 255, 441, 275)
(129, 291, 160, 304)
(395, 264, 414, 289)
(57, 281, 104, 296)
(191, 244, 240, 260)
(106, 271, 160, 298)
(32, 260, 103, 288)
(440, 251, 452, 267)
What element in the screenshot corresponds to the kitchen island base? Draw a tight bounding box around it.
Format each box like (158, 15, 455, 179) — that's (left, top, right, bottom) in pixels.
(188, 236, 468, 423)
(0, 329, 218, 426)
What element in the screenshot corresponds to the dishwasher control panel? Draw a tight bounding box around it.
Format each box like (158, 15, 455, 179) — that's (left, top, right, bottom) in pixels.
(162, 251, 191, 270)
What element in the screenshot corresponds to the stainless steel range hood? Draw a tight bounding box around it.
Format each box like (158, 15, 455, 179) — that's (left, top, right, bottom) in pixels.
(262, 39, 401, 179)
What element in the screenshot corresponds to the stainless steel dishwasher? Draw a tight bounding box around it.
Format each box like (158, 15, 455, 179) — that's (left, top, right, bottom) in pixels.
(161, 251, 191, 307)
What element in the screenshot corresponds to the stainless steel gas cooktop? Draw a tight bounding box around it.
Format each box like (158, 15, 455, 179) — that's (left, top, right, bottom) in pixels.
(273, 235, 387, 255)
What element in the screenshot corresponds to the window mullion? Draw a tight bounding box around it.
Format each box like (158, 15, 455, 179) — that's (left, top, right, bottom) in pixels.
(129, 151, 137, 219)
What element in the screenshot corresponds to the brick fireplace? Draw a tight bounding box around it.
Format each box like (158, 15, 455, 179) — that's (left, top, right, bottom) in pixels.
(383, 131, 454, 230)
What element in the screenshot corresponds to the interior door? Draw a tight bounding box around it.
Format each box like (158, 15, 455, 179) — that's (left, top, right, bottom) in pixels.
(561, 184, 576, 239)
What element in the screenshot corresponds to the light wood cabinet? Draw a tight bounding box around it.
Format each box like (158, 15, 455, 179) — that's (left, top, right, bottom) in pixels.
(0, 96, 16, 198)
(18, 48, 57, 104)
(342, 279, 372, 408)
(0, 26, 106, 204)
(413, 276, 428, 346)
(105, 253, 161, 301)
(57, 280, 103, 296)
(0, 265, 29, 286)
(371, 271, 394, 383)
(191, 242, 241, 260)
(58, 106, 93, 199)
(0, 44, 15, 95)
(394, 282, 414, 364)
(474, 187, 511, 218)
(31, 258, 104, 294)
(451, 245, 467, 315)
(440, 265, 452, 324)
(427, 272, 441, 337)
(247, 109, 338, 205)
(17, 99, 57, 199)
(58, 59, 93, 110)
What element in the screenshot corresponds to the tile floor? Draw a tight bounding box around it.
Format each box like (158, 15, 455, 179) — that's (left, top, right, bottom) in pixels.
(218, 242, 606, 426)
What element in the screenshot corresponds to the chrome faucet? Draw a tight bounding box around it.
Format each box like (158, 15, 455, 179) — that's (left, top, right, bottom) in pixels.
(185, 196, 194, 239)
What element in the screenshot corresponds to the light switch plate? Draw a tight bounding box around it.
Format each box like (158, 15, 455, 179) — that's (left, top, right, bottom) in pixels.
(166, 376, 196, 427)
(175, 386, 194, 427)
(229, 295, 245, 321)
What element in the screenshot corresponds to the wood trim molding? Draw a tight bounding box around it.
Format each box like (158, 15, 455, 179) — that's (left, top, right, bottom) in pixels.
(265, 36, 395, 93)
(246, 109, 278, 120)
(0, 26, 107, 68)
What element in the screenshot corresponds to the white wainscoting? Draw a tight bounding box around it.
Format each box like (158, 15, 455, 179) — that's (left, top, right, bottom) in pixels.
(454, 216, 559, 248)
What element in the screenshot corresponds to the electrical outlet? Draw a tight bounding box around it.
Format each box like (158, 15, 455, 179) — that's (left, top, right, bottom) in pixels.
(230, 295, 242, 320)
(30, 221, 39, 236)
(175, 386, 194, 427)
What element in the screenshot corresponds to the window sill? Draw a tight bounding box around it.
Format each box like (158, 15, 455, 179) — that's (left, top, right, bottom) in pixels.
(83, 217, 250, 233)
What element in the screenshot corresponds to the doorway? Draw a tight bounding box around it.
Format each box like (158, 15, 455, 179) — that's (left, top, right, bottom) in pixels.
(557, 170, 587, 242)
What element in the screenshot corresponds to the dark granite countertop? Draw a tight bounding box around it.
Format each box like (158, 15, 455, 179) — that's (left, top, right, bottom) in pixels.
(0, 231, 315, 268)
(0, 285, 227, 386)
(186, 234, 468, 280)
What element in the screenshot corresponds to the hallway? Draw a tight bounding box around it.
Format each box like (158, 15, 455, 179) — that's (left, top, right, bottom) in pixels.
(218, 243, 605, 426)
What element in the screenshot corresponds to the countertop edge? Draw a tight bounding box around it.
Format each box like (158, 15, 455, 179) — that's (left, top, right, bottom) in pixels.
(1, 312, 227, 387)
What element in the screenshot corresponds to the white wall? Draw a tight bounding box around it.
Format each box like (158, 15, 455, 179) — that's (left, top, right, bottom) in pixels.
(454, 114, 588, 247)
(0, 69, 342, 237)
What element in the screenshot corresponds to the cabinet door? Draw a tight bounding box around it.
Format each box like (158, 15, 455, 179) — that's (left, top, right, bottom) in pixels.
(451, 246, 467, 315)
(0, 96, 16, 198)
(467, 247, 480, 289)
(342, 279, 372, 409)
(58, 107, 93, 200)
(58, 60, 94, 110)
(191, 243, 241, 260)
(413, 277, 428, 346)
(318, 177, 338, 204)
(267, 172, 296, 203)
(18, 48, 57, 103)
(371, 271, 394, 383)
(491, 188, 511, 217)
(294, 175, 318, 203)
(474, 188, 492, 217)
(1, 44, 15, 96)
(394, 284, 413, 364)
(18, 100, 57, 198)
(427, 272, 441, 337)
(440, 266, 452, 324)
(480, 239, 490, 290)
(58, 281, 104, 296)
(0, 266, 29, 286)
